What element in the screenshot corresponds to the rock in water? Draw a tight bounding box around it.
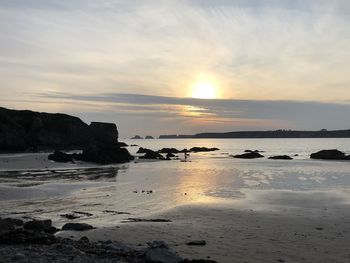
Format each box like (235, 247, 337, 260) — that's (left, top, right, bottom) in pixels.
(82, 144, 134, 164)
(189, 147, 219, 152)
(233, 152, 264, 159)
(310, 149, 350, 160)
(268, 155, 293, 160)
(62, 223, 94, 231)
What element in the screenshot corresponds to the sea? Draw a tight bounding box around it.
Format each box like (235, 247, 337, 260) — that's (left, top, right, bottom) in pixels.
(0, 138, 350, 227)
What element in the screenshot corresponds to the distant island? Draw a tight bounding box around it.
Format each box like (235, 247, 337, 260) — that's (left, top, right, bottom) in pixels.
(159, 129, 350, 139)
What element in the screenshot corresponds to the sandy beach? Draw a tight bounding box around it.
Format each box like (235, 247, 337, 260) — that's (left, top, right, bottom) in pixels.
(58, 189, 350, 263)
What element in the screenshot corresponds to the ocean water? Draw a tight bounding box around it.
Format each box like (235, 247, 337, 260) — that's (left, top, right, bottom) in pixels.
(1, 138, 350, 226)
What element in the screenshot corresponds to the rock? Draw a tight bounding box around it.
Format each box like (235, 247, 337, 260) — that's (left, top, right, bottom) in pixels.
(3, 218, 23, 226)
(48, 151, 74, 163)
(139, 149, 165, 160)
(166, 152, 175, 160)
(244, 149, 264, 153)
(89, 122, 118, 145)
(233, 152, 264, 159)
(137, 147, 153, 154)
(0, 228, 57, 244)
(81, 144, 134, 164)
(145, 136, 154, 139)
(12, 253, 27, 263)
(158, 148, 181, 154)
(145, 241, 182, 263)
(189, 147, 219, 152)
(22, 219, 58, 234)
(0, 220, 16, 235)
(268, 155, 293, 160)
(0, 107, 92, 152)
(131, 135, 143, 139)
(186, 240, 206, 246)
(310, 149, 350, 160)
(62, 223, 94, 231)
(117, 141, 128, 147)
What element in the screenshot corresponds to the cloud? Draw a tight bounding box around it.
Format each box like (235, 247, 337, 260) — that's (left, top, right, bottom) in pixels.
(30, 92, 350, 137)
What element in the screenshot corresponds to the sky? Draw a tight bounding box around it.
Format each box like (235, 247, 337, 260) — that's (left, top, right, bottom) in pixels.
(0, 0, 349, 137)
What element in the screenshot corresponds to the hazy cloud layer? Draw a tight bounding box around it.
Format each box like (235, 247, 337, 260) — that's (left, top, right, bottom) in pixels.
(26, 92, 350, 137)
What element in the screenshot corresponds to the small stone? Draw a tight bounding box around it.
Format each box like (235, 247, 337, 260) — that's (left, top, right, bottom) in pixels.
(62, 223, 94, 231)
(186, 240, 206, 246)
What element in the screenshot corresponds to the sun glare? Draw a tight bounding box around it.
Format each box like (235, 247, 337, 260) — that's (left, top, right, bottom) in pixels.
(191, 82, 217, 99)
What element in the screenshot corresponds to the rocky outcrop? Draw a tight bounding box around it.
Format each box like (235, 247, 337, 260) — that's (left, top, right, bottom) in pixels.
(310, 149, 350, 160)
(233, 152, 264, 159)
(269, 155, 293, 160)
(0, 107, 91, 151)
(131, 135, 143, 139)
(145, 136, 154, 139)
(81, 143, 134, 164)
(189, 147, 219, 152)
(62, 223, 94, 231)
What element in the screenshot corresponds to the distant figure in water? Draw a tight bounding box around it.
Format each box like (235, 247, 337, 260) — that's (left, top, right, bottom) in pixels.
(184, 149, 190, 161)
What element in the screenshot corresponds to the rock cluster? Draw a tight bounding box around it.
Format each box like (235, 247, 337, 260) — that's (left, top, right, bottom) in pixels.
(310, 149, 350, 160)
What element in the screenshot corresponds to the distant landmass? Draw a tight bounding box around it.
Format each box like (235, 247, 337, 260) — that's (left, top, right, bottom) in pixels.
(159, 129, 350, 139)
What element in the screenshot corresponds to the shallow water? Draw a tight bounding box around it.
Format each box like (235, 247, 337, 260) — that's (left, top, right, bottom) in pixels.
(1, 138, 350, 226)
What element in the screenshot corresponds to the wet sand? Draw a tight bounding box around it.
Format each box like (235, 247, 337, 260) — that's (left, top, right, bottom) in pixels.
(58, 190, 350, 263)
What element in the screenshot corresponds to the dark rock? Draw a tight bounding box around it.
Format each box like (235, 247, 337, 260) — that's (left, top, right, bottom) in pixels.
(23, 219, 58, 233)
(189, 147, 219, 152)
(0, 220, 16, 235)
(166, 152, 175, 160)
(117, 142, 128, 147)
(81, 144, 134, 164)
(130, 144, 139, 147)
(3, 218, 23, 226)
(158, 148, 181, 154)
(89, 122, 118, 145)
(139, 148, 165, 160)
(121, 218, 171, 223)
(244, 149, 264, 153)
(131, 135, 143, 139)
(145, 241, 182, 263)
(62, 223, 94, 231)
(269, 155, 293, 160)
(145, 136, 154, 139)
(137, 147, 153, 154)
(310, 149, 350, 160)
(186, 240, 206, 246)
(233, 152, 264, 159)
(48, 151, 73, 163)
(0, 229, 57, 244)
(0, 107, 91, 152)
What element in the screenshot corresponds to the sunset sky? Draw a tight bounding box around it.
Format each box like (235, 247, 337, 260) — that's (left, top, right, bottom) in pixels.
(0, 0, 350, 137)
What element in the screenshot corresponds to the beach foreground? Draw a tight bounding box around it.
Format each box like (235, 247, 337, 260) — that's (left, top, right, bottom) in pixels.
(58, 190, 350, 263)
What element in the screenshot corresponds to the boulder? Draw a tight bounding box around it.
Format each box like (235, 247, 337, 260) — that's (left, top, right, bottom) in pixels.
(233, 152, 264, 159)
(62, 223, 94, 231)
(0, 220, 15, 235)
(189, 147, 219, 152)
(269, 155, 293, 160)
(140, 150, 165, 160)
(186, 240, 206, 246)
(145, 241, 182, 263)
(145, 136, 154, 139)
(245, 149, 264, 153)
(131, 135, 143, 139)
(23, 219, 58, 233)
(137, 147, 153, 154)
(48, 151, 74, 163)
(81, 144, 134, 164)
(158, 148, 181, 154)
(310, 149, 350, 160)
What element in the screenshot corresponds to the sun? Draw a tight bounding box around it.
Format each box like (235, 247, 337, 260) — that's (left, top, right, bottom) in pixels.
(191, 82, 218, 99)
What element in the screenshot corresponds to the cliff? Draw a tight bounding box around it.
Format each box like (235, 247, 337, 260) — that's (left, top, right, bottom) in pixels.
(0, 107, 118, 152)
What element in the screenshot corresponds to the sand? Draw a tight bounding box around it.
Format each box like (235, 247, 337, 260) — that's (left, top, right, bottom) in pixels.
(58, 189, 350, 263)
